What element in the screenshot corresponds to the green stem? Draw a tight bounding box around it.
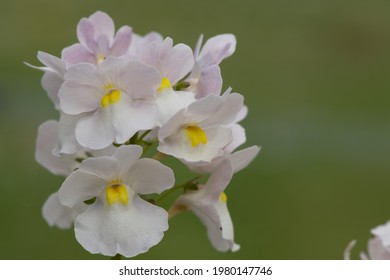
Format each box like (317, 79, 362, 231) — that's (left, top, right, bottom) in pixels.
(154, 175, 203, 204)
(111, 253, 124, 260)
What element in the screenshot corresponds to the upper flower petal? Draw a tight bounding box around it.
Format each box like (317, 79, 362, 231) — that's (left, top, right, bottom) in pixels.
(127, 158, 174, 195)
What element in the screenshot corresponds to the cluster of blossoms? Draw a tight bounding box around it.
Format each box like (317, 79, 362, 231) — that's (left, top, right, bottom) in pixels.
(345, 221, 390, 260)
(31, 11, 259, 258)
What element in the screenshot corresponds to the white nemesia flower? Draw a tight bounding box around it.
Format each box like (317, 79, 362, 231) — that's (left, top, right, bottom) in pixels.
(58, 145, 174, 257)
(36, 119, 117, 176)
(170, 159, 239, 252)
(59, 57, 161, 150)
(62, 11, 132, 66)
(187, 34, 236, 98)
(134, 37, 196, 125)
(157, 93, 244, 163)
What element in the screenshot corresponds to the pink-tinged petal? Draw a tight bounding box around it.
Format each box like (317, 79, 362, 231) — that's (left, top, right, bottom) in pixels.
(198, 34, 236, 65)
(42, 192, 87, 229)
(78, 156, 117, 181)
(59, 169, 106, 207)
(194, 65, 222, 98)
(138, 41, 161, 67)
(110, 97, 158, 144)
(88, 11, 115, 43)
(119, 61, 161, 99)
(230, 145, 260, 173)
(202, 93, 244, 127)
(62, 43, 96, 66)
(128, 32, 163, 57)
(111, 145, 143, 179)
(59, 81, 101, 114)
(64, 62, 101, 85)
(95, 35, 111, 58)
(110, 26, 132, 56)
(37, 51, 65, 76)
(75, 110, 115, 150)
(35, 120, 73, 176)
(77, 19, 97, 52)
(159, 37, 173, 61)
(162, 43, 194, 85)
(187, 95, 224, 123)
(41, 71, 63, 110)
(127, 158, 174, 194)
(74, 194, 168, 257)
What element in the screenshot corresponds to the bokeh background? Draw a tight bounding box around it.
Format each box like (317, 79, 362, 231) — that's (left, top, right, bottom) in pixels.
(1, 0, 390, 259)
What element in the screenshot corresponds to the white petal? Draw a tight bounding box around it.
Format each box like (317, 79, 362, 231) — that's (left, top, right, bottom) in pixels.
(35, 120, 73, 176)
(59, 169, 106, 207)
(42, 192, 87, 229)
(74, 193, 168, 257)
(78, 155, 117, 181)
(155, 89, 195, 126)
(202, 158, 233, 201)
(110, 97, 158, 144)
(201, 93, 244, 127)
(224, 124, 246, 153)
(56, 113, 82, 155)
(37, 51, 66, 77)
(75, 110, 115, 150)
(41, 71, 63, 110)
(111, 145, 143, 179)
(230, 145, 260, 173)
(127, 158, 174, 194)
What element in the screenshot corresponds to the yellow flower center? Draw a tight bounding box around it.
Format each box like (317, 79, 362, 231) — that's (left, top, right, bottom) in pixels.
(105, 182, 128, 206)
(157, 77, 172, 92)
(97, 53, 105, 64)
(185, 125, 208, 147)
(219, 192, 228, 203)
(101, 83, 121, 108)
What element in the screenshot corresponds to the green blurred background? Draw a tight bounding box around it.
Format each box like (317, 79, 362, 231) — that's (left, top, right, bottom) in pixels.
(1, 0, 390, 259)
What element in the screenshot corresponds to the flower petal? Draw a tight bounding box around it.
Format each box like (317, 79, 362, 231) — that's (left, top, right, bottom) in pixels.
(35, 120, 73, 176)
(127, 158, 174, 194)
(58, 169, 106, 207)
(230, 145, 260, 173)
(162, 43, 194, 84)
(62, 43, 96, 66)
(110, 26, 132, 56)
(75, 110, 115, 150)
(74, 194, 168, 257)
(42, 192, 87, 229)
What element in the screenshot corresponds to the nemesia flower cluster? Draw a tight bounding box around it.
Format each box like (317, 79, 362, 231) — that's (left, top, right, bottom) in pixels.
(31, 11, 259, 258)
